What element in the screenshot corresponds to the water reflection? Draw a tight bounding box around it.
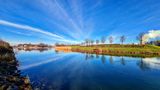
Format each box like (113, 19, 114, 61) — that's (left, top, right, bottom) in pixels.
(120, 56, 126, 65)
(138, 58, 160, 70)
(85, 53, 94, 60)
(84, 53, 160, 70)
(101, 55, 106, 64)
(14, 48, 50, 53)
(20, 56, 63, 70)
(109, 56, 114, 64)
(16, 50, 160, 90)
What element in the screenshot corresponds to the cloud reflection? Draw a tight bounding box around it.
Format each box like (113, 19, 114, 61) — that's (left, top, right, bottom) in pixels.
(141, 58, 160, 70)
(20, 55, 66, 70)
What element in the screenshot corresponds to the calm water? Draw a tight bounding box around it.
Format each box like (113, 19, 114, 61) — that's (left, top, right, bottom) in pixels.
(15, 49, 160, 90)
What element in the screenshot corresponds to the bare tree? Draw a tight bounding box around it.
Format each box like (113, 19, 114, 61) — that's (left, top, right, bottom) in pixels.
(88, 39, 91, 46)
(96, 40, 99, 45)
(101, 36, 106, 44)
(120, 35, 126, 44)
(91, 40, 94, 46)
(85, 39, 93, 46)
(109, 36, 113, 44)
(136, 33, 145, 45)
(85, 39, 88, 46)
(81, 42, 85, 46)
(55, 42, 59, 46)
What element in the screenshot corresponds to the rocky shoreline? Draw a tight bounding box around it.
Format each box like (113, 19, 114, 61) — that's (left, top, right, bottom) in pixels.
(0, 43, 32, 89)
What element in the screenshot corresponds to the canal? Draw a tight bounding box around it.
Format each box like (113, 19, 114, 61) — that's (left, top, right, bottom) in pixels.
(16, 49, 160, 90)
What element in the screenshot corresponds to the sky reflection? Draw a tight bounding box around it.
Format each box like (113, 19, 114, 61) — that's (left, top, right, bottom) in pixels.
(16, 49, 160, 90)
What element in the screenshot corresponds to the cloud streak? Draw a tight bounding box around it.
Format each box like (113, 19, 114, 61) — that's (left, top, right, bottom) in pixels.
(39, 0, 96, 40)
(0, 19, 78, 43)
(0, 19, 63, 39)
(7, 30, 32, 36)
(19, 55, 65, 70)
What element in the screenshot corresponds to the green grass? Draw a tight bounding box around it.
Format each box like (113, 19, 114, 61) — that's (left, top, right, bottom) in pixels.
(72, 44, 160, 51)
(71, 44, 160, 57)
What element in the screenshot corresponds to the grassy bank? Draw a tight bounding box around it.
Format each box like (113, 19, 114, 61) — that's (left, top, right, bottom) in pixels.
(71, 44, 160, 57)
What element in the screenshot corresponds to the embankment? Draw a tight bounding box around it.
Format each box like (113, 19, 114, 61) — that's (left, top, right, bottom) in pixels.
(56, 45, 160, 57)
(0, 43, 32, 89)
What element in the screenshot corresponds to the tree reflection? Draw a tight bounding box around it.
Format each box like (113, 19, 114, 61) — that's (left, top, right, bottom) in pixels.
(85, 53, 89, 60)
(120, 56, 126, 65)
(96, 54, 99, 59)
(101, 55, 106, 64)
(85, 53, 93, 60)
(137, 58, 151, 71)
(55, 50, 59, 54)
(91, 54, 94, 59)
(109, 56, 114, 64)
(84, 53, 160, 70)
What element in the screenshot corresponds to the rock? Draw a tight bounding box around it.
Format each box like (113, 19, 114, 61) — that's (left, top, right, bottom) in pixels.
(6, 85, 12, 90)
(0, 41, 32, 90)
(24, 77, 30, 84)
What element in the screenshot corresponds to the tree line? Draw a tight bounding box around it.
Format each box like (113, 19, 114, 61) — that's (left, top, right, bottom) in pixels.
(55, 33, 160, 46)
(82, 33, 144, 46)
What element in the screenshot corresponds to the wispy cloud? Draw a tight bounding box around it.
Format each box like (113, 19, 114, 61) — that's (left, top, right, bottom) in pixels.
(0, 19, 78, 43)
(20, 55, 66, 70)
(7, 30, 32, 36)
(0, 0, 101, 43)
(39, 0, 96, 40)
(0, 19, 63, 39)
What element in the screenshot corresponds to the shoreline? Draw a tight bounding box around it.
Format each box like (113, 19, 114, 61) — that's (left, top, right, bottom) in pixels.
(55, 44, 160, 57)
(0, 44, 32, 89)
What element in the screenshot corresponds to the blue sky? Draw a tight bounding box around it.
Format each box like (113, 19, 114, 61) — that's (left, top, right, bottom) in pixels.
(0, 0, 160, 45)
